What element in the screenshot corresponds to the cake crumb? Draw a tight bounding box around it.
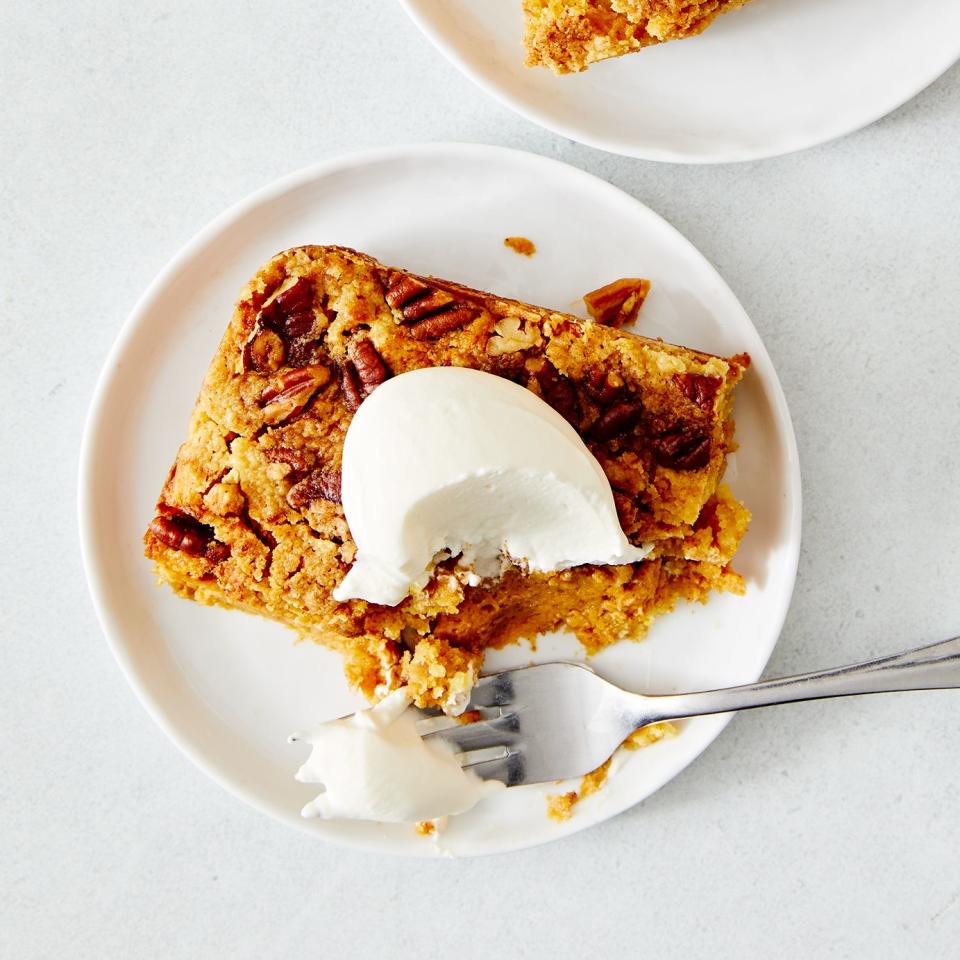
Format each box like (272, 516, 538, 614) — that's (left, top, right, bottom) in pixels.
(546, 791, 579, 822)
(504, 236, 536, 257)
(546, 721, 677, 820)
(547, 758, 611, 821)
(624, 720, 677, 750)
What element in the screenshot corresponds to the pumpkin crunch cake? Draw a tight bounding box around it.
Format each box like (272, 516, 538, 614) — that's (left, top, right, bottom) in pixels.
(144, 246, 751, 712)
(523, 0, 751, 74)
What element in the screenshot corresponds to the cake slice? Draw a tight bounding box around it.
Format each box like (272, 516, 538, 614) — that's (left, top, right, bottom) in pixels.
(144, 246, 750, 711)
(523, 0, 751, 74)
(522, 0, 654, 75)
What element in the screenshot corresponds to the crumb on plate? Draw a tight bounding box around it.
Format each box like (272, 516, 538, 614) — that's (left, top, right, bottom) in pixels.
(504, 236, 537, 256)
(546, 721, 677, 821)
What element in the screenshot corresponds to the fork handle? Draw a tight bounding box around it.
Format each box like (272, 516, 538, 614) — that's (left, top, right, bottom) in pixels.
(637, 635, 960, 724)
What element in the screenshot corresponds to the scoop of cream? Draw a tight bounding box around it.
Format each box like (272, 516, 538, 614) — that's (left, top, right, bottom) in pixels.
(289, 689, 502, 822)
(333, 366, 650, 606)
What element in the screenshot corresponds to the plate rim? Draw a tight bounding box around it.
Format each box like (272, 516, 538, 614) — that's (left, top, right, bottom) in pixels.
(396, 0, 960, 164)
(78, 142, 802, 856)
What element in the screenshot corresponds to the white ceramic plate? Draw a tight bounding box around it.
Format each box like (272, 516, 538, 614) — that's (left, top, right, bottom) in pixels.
(79, 143, 800, 856)
(398, 0, 960, 163)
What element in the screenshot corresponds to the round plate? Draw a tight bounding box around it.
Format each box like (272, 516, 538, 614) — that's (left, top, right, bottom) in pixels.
(398, 0, 960, 163)
(79, 143, 800, 856)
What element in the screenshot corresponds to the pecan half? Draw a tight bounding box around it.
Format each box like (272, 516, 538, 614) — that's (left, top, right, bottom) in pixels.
(340, 338, 389, 411)
(243, 328, 286, 373)
(260, 277, 315, 340)
(674, 373, 722, 412)
(149, 512, 224, 559)
(385, 273, 430, 309)
(401, 289, 455, 322)
(259, 365, 330, 424)
(487, 349, 527, 384)
(486, 316, 542, 356)
(530, 361, 580, 426)
(340, 364, 363, 412)
(287, 469, 342, 509)
(205, 541, 231, 563)
(591, 399, 644, 442)
(243, 277, 321, 371)
(265, 446, 310, 475)
(583, 278, 651, 328)
(409, 305, 477, 340)
(348, 338, 388, 394)
(583, 367, 623, 405)
(650, 423, 712, 471)
(383, 271, 478, 339)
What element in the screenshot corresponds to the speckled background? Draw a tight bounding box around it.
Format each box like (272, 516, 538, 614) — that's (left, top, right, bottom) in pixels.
(3, 2, 959, 957)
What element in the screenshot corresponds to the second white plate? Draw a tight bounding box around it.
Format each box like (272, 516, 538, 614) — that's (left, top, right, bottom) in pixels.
(399, 0, 960, 163)
(80, 143, 800, 856)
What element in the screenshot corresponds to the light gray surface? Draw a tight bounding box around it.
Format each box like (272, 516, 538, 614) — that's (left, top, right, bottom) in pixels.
(2, 1, 959, 957)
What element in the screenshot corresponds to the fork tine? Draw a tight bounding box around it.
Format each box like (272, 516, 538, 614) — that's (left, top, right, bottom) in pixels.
(421, 712, 520, 754)
(414, 714, 464, 736)
(464, 672, 516, 709)
(456, 745, 510, 766)
(414, 705, 502, 737)
(463, 750, 526, 786)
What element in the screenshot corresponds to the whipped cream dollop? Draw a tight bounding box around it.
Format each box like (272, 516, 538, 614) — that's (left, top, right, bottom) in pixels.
(333, 366, 651, 606)
(289, 689, 501, 822)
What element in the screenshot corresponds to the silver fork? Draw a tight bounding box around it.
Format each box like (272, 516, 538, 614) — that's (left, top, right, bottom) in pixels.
(415, 636, 960, 786)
